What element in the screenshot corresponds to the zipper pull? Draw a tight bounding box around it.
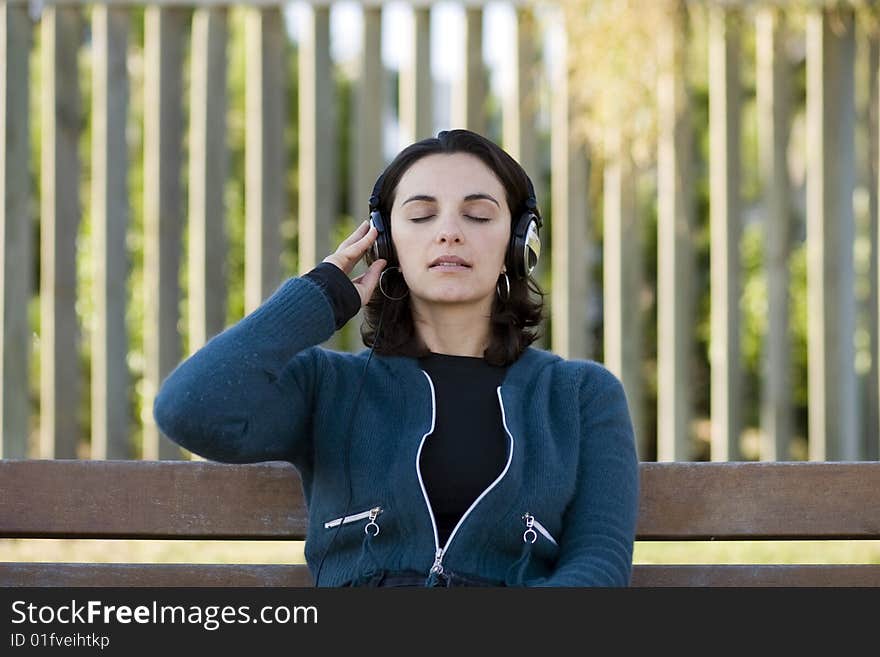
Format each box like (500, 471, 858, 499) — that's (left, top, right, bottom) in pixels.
(522, 512, 537, 544)
(364, 506, 381, 536)
(429, 547, 445, 575)
(426, 547, 448, 586)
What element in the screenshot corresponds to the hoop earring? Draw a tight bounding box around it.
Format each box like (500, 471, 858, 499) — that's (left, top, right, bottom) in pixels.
(496, 272, 510, 303)
(379, 266, 409, 301)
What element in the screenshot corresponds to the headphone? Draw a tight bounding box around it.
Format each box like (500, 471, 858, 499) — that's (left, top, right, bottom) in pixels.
(364, 163, 543, 281)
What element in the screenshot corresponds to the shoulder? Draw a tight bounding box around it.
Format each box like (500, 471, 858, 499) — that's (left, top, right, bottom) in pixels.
(521, 347, 622, 389)
(290, 345, 411, 379)
(523, 348, 627, 410)
(290, 344, 373, 370)
(573, 359, 624, 394)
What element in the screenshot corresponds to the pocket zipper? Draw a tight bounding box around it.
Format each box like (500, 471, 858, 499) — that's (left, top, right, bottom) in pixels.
(522, 512, 558, 546)
(324, 506, 383, 536)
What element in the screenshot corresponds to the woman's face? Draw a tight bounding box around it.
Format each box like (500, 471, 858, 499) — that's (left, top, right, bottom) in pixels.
(390, 152, 511, 309)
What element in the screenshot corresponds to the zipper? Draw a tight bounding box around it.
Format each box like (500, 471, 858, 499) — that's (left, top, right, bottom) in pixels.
(522, 512, 558, 546)
(416, 371, 515, 577)
(324, 506, 383, 536)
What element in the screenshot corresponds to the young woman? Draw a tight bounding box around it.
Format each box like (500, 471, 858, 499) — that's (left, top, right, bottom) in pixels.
(153, 129, 640, 587)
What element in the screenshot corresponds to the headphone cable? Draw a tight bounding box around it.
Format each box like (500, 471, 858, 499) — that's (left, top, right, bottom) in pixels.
(313, 297, 386, 587)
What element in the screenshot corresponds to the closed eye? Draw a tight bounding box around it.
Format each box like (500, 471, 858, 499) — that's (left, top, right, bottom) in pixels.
(410, 215, 491, 222)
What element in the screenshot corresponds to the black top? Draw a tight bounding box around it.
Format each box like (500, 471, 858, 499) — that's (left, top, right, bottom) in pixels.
(417, 352, 509, 546)
(304, 262, 510, 546)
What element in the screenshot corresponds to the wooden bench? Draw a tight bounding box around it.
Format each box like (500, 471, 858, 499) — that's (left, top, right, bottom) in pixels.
(1, 459, 879, 586)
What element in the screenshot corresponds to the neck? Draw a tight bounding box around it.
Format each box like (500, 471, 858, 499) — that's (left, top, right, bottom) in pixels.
(411, 299, 493, 358)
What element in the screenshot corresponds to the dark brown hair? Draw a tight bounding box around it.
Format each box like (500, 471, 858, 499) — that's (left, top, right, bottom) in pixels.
(360, 129, 545, 366)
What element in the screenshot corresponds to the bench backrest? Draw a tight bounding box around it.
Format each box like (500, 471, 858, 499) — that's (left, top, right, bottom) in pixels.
(2, 459, 879, 586)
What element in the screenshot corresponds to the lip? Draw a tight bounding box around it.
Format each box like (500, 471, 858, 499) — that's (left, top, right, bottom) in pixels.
(429, 255, 471, 269)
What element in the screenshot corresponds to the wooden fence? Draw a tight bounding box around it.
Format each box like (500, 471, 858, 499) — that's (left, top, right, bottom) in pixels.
(0, 0, 878, 463)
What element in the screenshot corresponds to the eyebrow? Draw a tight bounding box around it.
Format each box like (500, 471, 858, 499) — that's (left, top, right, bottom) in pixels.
(401, 193, 500, 208)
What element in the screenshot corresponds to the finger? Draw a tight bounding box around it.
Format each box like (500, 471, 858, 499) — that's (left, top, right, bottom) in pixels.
(361, 259, 387, 299)
(350, 257, 381, 286)
(340, 225, 378, 260)
(353, 259, 386, 304)
(337, 220, 370, 250)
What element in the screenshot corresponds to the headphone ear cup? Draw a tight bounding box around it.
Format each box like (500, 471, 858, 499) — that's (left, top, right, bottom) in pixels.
(509, 212, 541, 279)
(366, 210, 393, 266)
(523, 216, 541, 276)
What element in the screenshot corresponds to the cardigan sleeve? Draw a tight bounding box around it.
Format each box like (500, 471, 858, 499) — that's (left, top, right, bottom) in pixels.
(529, 366, 640, 587)
(302, 261, 362, 330)
(152, 273, 339, 467)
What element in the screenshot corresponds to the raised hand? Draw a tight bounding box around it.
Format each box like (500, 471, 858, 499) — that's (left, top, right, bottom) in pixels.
(322, 220, 387, 307)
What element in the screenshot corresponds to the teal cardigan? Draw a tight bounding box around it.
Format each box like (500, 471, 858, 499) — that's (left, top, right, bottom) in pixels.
(153, 275, 640, 587)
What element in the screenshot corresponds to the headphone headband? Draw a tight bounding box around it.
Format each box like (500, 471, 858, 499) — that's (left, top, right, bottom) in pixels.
(523, 176, 541, 228)
(369, 172, 385, 212)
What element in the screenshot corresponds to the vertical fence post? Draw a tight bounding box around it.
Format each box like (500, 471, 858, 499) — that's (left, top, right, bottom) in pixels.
(873, 29, 880, 461)
(549, 9, 591, 361)
(806, 8, 858, 461)
(0, 1, 31, 458)
(91, 5, 130, 459)
(346, 3, 383, 351)
(656, 2, 694, 461)
(756, 7, 794, 461)
(400, 6, 431, 143)
(142, 6, 186, 460)
(865, 26, 878, 461)
(245, 6, 286, 314)
(352, 4, 383, 223)
(298, 3, 334, 278)
(505, 6, 548, 348)
(708, 6, 742, 461)
(189, 6, 228, 354)
(504, 7, 537, 169)
(40, 6, 82, 459)
(603, 126, 644, 459)
(454, 6, 486, 135)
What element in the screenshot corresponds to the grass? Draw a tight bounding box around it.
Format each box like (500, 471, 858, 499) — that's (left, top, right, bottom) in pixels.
(2, 539, 879, 565)
(0, 539, 307, 564)
(633, 541, 880, 564)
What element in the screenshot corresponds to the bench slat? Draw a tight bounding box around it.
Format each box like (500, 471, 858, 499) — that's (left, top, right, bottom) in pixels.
(637, 461, 880, 539)
(0, 460, 307, 539)
(2, 460, 880, 540)
(3, 563, 878, 587)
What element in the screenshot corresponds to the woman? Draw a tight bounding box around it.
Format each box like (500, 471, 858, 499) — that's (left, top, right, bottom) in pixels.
(153, 129, 639, 587)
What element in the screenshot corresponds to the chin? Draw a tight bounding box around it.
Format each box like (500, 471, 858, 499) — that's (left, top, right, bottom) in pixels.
(422, 290, 493, 306)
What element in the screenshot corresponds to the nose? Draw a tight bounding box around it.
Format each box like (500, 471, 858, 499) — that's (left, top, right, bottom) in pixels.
(435, 211, 464, 244)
